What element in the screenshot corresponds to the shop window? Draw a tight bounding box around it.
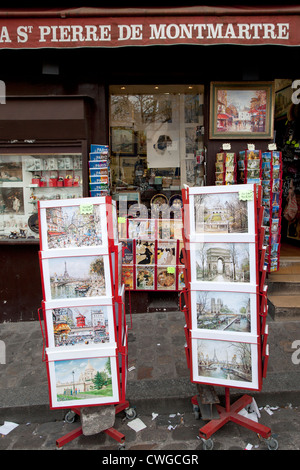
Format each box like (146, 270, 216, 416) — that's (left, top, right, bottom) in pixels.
(0, 153, 83, 240)
(109, 85, 205, 212)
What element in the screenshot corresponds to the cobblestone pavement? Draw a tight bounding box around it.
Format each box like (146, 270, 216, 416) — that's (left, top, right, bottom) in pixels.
(0, 400, 299, 451)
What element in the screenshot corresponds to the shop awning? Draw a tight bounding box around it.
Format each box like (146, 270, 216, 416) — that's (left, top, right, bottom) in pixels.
(0, 6, 299, 48)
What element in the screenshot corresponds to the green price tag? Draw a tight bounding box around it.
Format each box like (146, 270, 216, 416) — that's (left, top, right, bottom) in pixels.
(118, 217, 126, 224)
(239, 190, 254, 201)
(167, 267, 175, 274)
(80, 204, 93, 214)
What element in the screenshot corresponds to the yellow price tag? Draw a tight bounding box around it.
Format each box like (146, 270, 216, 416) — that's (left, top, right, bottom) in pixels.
(80, 204, 93, 214)
(239, 190, 254, 201)
(118, 217, 126, 224)
(167, 267, 175, 274)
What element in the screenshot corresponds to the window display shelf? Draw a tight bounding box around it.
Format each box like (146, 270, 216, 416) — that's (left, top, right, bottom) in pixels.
(0, 153, 83, 241)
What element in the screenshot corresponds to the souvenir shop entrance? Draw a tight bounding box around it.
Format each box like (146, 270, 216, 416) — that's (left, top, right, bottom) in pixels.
(0, 5, 300, 320)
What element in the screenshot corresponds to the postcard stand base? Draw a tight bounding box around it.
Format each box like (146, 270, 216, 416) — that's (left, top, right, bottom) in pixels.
(56, 400, 132, 449)
(195, 387, 278, 450)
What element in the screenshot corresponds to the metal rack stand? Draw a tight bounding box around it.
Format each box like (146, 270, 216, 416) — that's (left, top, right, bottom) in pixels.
(56, 400, 136, 449)
(192, 387, 278, 450)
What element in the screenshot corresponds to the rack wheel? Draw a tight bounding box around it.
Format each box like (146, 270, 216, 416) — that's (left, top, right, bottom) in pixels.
(125, 407, 137, 420)
(201, 438, 214, 450)
(64, 410, 76, 424)
(266, 437, 279, 450)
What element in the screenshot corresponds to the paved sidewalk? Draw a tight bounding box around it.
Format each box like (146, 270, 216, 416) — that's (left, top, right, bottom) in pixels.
(0, 311, 300, 450)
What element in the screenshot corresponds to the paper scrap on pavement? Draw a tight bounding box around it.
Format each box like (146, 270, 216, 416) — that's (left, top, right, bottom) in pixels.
(127, 418, 147, 432)
(0, 421, 19, 435)
(152, 413, 158, 420)
(245, 443, 253, 450)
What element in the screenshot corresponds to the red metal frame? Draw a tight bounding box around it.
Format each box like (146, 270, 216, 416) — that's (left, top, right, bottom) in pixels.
(192, 387, 271, 441)
(55, 401, 130, 448)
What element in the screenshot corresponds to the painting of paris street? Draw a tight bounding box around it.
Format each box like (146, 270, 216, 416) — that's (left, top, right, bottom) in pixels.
(48, 255, 107, 300)
(49, 305, 113, 349)
(194, 242, 251, 283)
(194, 192, 248, 234)
(46, 204, 103, 249)
(196, 338, 253, 385)
(194, 291, 252, 333)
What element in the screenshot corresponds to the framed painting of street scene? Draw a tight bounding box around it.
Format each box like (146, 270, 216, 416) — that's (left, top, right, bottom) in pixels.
(46, 349, 120, 408)
(188, 184, 256, 241)
(191, 336, 259, 390)
(38, 197, 108, 251)
(209, 81, 274, 139)
(40, 248, 112, 302)
(189, 242, 257, 289)
(43, 298, 116, 350)
(190, 289, 258, 336)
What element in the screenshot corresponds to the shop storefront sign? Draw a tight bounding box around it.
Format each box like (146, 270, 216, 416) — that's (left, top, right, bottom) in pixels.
(0, 15, 298, 48)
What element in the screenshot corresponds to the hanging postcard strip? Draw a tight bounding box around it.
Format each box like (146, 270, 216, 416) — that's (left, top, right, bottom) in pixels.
(189, 289, 258, 338)
(39, 247, 113, 302)
(42, 297, 116, 351)
(38, 197, 109, 252)
(187, 184, 256, 243)
(46, 346, 120, 409)
(190, 335, 260, 391)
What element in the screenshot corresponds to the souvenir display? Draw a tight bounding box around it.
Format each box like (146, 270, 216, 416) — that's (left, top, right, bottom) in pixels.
(215, 152, 237, 185)
(38, 196, 128, 410)
(260, 151, 283, 272)
(215, 147, 283, 273)
(89, 144, 110, 197)
(237, 148, 282, 272)
(182, 183, 269, 392)
(119, 218, 185, 291)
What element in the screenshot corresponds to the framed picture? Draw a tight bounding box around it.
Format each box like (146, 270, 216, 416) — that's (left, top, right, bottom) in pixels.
(46, 348, 120, 408)
(111, 127, 135, 155)
(187, 184, 256, 242)
(136, 266, 155, 290)
(135, 240, 155, 265)
(209, 81, 275, 139)
(190, 289, 258, 336)
(43, 298, 116, 350)
(128, 219, 156, 240)
(157, 266, 176, 291)
(39, 248, 112, 302)
(191, 335, 260, 390)
(189, 242, 257, 291)
(122, 265, 134, 290)
(38, 197, 109, 251)
(157, 241, 177, 266)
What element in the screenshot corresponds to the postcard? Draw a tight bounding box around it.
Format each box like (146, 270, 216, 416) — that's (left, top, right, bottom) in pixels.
(38, 197, 108, 251)
(157, 267, 176, 290)
(46, 351, 119, 408)
(43, 299, 116, 350)
(40, 248, 112, 301)
(190, 290, 257, 335)
(189, 242, 257, 289)
(191, 337, 259, 390)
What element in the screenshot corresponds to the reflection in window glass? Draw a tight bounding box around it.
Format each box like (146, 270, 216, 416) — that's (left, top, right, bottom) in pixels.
(0, 153, 82, 240)
(109, 85, 205, 212)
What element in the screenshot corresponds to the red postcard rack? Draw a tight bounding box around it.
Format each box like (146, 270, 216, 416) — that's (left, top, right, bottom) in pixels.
(37, 196, 133, 448)
(181, 183, 277, 450)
